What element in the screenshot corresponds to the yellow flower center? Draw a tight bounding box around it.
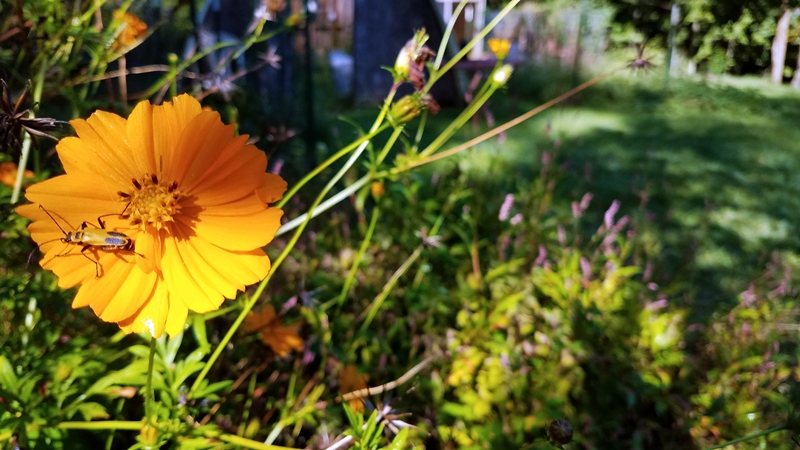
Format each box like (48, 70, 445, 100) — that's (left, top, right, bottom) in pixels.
(120, 175, 182, 230)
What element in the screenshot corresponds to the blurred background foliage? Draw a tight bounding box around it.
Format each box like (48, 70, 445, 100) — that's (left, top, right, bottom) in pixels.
(3, 0, 800, 449)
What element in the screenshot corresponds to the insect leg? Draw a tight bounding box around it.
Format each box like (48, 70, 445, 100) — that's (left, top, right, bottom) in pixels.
(96, 202, 133, 229)
(79, 245, 101, 277)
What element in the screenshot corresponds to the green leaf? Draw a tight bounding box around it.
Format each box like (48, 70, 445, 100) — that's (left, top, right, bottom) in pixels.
(192, 316, 210, 351)
(0, 355, 19, 392)
(74, 402, 109, 421)
(85, 359, 149, 398)
(440, 402, 470, 418)
(343, 402, 362, 432)
(193, 380, 233, 400)
(164, 332, 184, 367)
(485, 258, 526, 281)
(382, 428, 410, 450)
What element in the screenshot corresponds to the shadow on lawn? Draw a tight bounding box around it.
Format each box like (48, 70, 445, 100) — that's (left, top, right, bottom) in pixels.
(550, 77, 800, 325)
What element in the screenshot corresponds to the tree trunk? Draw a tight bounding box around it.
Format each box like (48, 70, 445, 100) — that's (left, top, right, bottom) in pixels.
(771, 7, 792, 84)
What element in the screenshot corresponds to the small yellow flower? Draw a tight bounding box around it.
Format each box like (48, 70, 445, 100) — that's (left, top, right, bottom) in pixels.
(17, 94, 286, 338)
(243, 305, 303, 357)
(339, 364, 369, 412)
(487, 38, 511, 60)
(113, 10, 148, 49)
(0, 162, 34, 187)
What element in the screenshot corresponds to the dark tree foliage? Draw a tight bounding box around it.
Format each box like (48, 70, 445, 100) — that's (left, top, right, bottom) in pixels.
(606, 0, 799, 75)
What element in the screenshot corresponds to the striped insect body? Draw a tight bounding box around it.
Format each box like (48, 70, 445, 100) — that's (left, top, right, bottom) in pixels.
(38, 205, 143, 277)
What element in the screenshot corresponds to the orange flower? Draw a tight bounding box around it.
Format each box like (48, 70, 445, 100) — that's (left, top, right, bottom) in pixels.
(16, 94, 286, 338)
(339, 364, 369, 412)
(0, 162, 34, 187)
(113, 10, 148, 49)
(243, 305, 303, 357)
(487, 38, 511, 60)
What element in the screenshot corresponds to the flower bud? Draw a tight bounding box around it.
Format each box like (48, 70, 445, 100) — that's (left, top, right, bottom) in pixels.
(394, 48, 412, 81)
(285, 12, 305, 28)
(492, 64, 514, 87)
(548, 419, 573, 446)
(370, 181, 385, 198)
(388, 94, 428, 126)
(139, 423, 159, 446)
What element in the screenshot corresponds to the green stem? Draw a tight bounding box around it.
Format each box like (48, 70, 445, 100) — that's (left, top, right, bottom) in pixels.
(57, 421, 142, 430)
(237, 371, 258, 436)
(276, 124, 391, 209)
(11, 66, 45, 204)
(376, 125, 405, 165)
(168, 53, 178, 99)
(411, 109, 428, 153)
(359, 245, 424, 333)
(276, 175, 370, 236)
(328, 207, 381, 311)
(419, 80, 499, 158)
(145, 337, 157, 421)
(434, 0, 469, 70)
(424, 0, 521, 94)
(216, 433, 296, 450)
(701, 424, 787, 450)
(191, 86, 399, 397)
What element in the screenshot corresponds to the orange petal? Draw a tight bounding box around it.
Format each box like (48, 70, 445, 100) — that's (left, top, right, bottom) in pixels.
(71, 252, 135, 307)
(40, 245, 99, 289)
(23, 173, 131, 232)
(97, 262, 158, 322)
(57, 135, 132, 186)
(153, 94, 203, 182)
(161, 230, 224, 313)
(180, 135, 253, 193)
(164, 293, 188, 337)
(185, 150, 266, 206)
(117, 282, 170, 337)
(256, 173, 288, 205)
(175, 113, 237, 188)
(180, 200, 283, 251)
(172, 234, 238, 301)
(84, 110, 151, 179)
(71, 254, 154, 322)
(134, 228, 162, 273)
(126, 100, 158, 175)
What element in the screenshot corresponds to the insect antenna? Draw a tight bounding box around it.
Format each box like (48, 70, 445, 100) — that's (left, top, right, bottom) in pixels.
(36, 237, 68, 246)
(38, 205, 71, 235)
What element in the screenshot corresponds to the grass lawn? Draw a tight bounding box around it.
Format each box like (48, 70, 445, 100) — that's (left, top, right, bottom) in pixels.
(406, 68, 800, 323)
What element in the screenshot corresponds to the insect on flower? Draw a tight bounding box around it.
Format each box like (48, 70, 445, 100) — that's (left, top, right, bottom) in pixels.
(37, 204, 142, 277)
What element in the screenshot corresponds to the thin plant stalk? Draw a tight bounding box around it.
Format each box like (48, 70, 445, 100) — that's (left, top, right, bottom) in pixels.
(411, 109, 428, 153)
(218, 433, 296, 450)
(276, 176, 370, 236)
(424, 0, 521, 94)
(279, 67, 623, 232)
(393, 67, 623, 173)
(11, 67, 45, 204)
(376, 125, 405, 165)
(419, 74, 500, 157)
(327, 207, 381, 312)
(276, 123, 391, 209)
(434, 0, 470, 70)
(700, 424, 787, 450)
(358, 245, 424, 333)
(56, 421, 142, 431)
(145, 337, 157, 421)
